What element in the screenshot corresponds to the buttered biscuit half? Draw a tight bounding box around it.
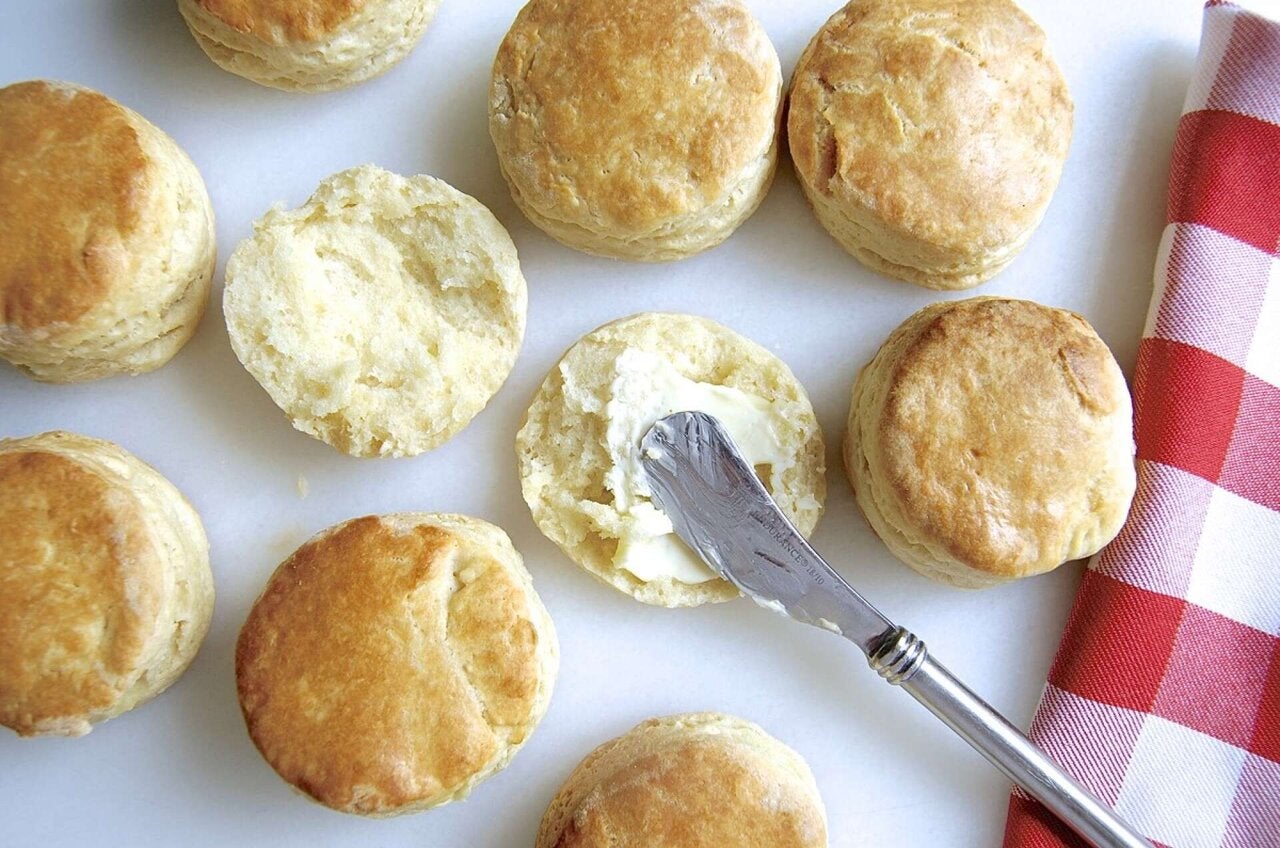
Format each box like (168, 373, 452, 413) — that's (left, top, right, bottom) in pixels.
(516, 312, 825, 607)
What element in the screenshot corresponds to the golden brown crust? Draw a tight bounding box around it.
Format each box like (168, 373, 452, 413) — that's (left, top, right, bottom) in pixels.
(193, 0, 364, 43)
(489, 0, 781, 246)
(0, 431, 212, 737)
(0, 449, 159, 735)
(0, 80, 216, 382)
(0, 81, 150, 331)
(235, 514, 557, 815)
(787, 0, 1072, 287)
(537, 713, 827, 848)
(845, 298, 1136, 586)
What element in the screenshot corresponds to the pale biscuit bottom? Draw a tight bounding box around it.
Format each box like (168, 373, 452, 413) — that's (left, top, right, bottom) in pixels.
(3, 103, 215, 383)
(804, 183, 1036, 291)
(178, 0, 441, 93)
(500, 143, 778, 262)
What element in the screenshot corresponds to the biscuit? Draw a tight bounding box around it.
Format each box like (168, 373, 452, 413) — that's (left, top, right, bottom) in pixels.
(844, 297, 1136, 588)
(489, 0, 783, 261)
(516, 312, 825, 608)
(0, 80, 216, 383)
(536, 712, 828, 848)
(788, 0, 1073, 289)
(223, 165, 527, 458)
(177, 0, 441, 93)
(235, 513, 558, 816)
(0, 431, 213, 737)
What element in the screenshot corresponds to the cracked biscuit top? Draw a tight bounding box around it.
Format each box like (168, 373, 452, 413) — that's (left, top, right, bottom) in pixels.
(854, 297, 1134, 582)
(788, 0, 1072, 259)
(235, 513, 557, 815)
(489, 0, 781, 237)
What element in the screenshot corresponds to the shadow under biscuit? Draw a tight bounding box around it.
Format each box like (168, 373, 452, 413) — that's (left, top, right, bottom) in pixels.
(1076, 40, 1197, 378)
(109, 0, 232, 95)
(165, 608, 283, 809)
(160, 284, 334, 475)
(421, 26, 520, 232)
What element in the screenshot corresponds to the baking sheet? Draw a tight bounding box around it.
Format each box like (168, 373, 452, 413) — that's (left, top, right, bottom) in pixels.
(0, 1, 1200, 845)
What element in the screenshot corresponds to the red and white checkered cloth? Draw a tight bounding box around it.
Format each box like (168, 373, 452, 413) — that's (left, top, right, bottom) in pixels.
(1003, 2, 1280, 847)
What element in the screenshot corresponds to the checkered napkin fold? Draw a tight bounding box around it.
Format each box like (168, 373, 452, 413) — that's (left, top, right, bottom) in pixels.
(1002, 2, 1280, 847)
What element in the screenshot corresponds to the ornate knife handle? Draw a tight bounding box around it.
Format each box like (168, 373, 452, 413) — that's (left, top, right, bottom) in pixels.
(870, 628, 1153, 848)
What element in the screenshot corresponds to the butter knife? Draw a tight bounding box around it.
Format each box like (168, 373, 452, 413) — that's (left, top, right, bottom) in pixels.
(640, 411, 1152, 848)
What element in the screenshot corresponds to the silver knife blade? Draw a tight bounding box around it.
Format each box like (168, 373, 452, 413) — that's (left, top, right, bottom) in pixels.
(640, 410, 895, 654)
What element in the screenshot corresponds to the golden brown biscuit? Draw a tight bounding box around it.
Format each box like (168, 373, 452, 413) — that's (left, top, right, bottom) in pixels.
(788, 0, 1073, 289)
(0, 431, 213, 737)
(844, 298, 1136, 588)
(177, 0, 441, 92)
(489, 0, 782, 261)
(536, 712, 828, 848)
(0, 81, 215, 382)
(236, 513, 558, 816)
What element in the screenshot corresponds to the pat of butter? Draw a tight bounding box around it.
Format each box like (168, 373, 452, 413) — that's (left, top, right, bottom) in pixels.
(603, 348, 793, 584)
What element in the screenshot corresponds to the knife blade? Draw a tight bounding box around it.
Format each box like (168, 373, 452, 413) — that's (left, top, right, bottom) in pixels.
(639, 408, 894, 653)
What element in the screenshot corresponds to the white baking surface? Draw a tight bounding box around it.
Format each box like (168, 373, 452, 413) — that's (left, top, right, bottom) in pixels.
(0, 2, 1201, 845)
